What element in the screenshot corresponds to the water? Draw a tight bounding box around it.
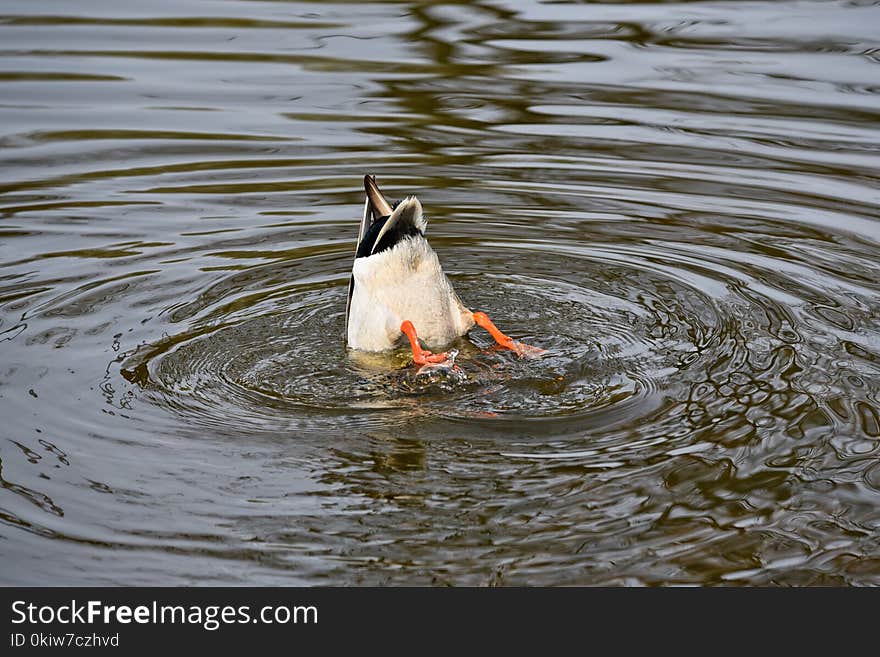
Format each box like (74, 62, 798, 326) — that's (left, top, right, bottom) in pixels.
(1, 0, 879, 586)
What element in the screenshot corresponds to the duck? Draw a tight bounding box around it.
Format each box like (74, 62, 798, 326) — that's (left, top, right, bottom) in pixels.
(345, 175, 544, 366)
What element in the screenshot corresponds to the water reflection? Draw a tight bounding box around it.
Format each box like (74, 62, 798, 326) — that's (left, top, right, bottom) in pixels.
(0, 0, 879, 585)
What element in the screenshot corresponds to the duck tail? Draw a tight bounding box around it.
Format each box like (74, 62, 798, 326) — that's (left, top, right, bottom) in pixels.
(364, 174, 392, 221)
(370, 196, 426, 255)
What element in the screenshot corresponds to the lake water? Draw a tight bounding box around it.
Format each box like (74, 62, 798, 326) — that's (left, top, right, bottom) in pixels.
(1, 0, 879, 585)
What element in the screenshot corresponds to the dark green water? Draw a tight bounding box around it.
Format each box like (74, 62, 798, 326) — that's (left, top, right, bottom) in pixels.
(1, 0, 879, 585)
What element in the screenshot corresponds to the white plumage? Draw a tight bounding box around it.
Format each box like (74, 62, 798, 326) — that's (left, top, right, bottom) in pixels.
(346, 195, 473, 351)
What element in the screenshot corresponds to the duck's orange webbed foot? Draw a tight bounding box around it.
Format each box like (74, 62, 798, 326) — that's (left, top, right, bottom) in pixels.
(400, 320, 451, 366)
(472, 311, 546, 359)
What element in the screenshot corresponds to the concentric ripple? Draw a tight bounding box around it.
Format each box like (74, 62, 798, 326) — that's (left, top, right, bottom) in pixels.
(121, 244, 723, 433)
(1, 0, 879, 585)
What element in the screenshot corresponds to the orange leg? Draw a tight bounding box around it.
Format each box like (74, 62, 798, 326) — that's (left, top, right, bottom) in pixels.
(400, 321, 450, 366)
(472, 311, 546, 358)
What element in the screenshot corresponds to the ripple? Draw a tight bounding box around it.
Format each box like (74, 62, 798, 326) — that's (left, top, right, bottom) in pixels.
(118, 239, 732, 437)
(2, 0, 880, 586)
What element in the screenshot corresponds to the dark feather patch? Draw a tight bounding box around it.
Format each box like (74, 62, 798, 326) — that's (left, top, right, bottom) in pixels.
(355, 211, 422, 258)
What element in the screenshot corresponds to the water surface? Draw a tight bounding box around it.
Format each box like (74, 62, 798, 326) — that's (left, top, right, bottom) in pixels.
(1, 0, 879, 585)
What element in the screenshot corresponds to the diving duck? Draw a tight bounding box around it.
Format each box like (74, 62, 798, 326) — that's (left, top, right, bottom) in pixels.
(345, 175, 544, 366)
